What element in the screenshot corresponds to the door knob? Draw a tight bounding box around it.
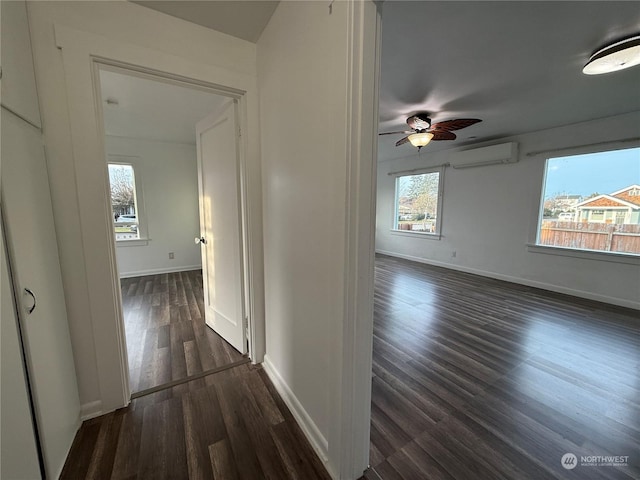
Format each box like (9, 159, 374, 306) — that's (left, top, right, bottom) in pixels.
(195, 237, 207, 245)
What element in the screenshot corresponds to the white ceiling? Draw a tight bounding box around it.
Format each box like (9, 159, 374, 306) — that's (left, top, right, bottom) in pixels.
(378, 1, 640, 161)
(99, 69, 227, 144)
(132, 0, 279, 43)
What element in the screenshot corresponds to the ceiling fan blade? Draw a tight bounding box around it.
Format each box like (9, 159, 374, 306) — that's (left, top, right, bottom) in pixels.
(395, 136, 410, 146)
(379, 130, 413, 136)
(431, 118, 482, 132)
(430, 130, 457, 141)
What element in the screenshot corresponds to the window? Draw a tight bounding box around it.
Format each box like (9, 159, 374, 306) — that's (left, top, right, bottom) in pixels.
(108, 162, 145, 242)
(393, 169, 443, 235)
(591, 210, 605, 221)
(536, 147, 640, 255)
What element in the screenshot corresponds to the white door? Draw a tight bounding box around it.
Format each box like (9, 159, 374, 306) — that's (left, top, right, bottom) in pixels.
(1, 109, 81, 478)
(1, 220, 42, 479)
(196, 101, 246, 354)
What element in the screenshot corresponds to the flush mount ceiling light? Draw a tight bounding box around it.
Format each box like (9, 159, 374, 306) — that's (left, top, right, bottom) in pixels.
(408, 132, 434, 149)
(583, 35, 640, 75)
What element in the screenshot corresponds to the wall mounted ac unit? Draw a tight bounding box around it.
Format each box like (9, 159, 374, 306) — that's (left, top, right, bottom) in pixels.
(448, 142, 519, 169)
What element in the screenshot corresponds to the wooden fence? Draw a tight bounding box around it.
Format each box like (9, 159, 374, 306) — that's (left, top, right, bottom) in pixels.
(539, 221, 640, 254)
(398, 221, 436, 233)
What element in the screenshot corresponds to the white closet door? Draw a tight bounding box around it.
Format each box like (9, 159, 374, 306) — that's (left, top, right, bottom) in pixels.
(1, 219, 42, 479)
(1, 108, 80, 479)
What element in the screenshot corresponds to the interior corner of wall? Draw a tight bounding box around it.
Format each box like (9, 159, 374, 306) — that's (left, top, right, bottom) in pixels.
(79, 399, 103, 421)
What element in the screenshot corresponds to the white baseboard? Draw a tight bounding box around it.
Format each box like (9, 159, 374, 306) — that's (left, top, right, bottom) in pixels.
(376, 249, 640, 311)
(262, 355, 330, 467)
(80, 400, 103, 421)
(119, 265, 202, 278)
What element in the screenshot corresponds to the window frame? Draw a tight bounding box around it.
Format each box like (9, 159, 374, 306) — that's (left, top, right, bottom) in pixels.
(391, 166, 445, 238)
(107, 156, 149, 245)
(533, 146, 640, 260)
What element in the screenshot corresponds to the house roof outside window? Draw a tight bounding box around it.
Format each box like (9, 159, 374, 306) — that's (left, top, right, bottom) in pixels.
(575, 185, 640, 210)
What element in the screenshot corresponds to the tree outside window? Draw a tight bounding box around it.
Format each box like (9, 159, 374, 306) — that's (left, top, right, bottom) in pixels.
(108, 163, 140, 240)
(394, 171, 441, 234)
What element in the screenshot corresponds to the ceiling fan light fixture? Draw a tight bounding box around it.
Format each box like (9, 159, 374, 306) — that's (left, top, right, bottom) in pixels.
(408, 132, 434, 148)
(583, 35, 640, 75)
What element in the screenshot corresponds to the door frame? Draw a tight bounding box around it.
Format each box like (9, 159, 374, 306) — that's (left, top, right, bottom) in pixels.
(92, 60, 256, 382)
(54, 24, 265, 415)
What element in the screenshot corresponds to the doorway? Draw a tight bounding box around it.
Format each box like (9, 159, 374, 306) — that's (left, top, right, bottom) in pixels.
(96, 65, 251, 396)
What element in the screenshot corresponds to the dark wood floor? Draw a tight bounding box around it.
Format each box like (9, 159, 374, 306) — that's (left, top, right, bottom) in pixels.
(369, 254, 640, 480)
(121, 270, 244, 394)
(60, 362, 331, 480)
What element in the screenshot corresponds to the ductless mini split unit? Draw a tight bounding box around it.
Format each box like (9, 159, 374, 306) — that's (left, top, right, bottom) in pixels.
(448, 142, 519, 169)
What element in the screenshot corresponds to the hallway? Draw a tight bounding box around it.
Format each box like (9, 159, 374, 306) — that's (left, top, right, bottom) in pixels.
(60, 362, 331, 479)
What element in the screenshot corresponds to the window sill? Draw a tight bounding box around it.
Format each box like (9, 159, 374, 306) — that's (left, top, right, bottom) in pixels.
(116, 238, 149, 247)
(390, 229, 441, 240)
(527, 244, 639, 265)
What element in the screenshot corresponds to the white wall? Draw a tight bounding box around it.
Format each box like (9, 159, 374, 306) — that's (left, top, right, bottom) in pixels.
(258, 1, 379, 477)
(376, 111, 640, 310)
(106, 136, 202, 277)
(259, 0, 341, 453)
(28, 0, 264, 416)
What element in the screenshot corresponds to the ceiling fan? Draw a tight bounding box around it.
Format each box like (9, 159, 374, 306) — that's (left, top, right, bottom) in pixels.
(379, 113, 482, 150)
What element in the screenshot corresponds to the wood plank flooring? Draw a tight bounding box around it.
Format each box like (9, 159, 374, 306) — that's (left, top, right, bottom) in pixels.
(60, 363, 331, 480)
(370, 254, 640, 480)
(120, 270, 244, 394)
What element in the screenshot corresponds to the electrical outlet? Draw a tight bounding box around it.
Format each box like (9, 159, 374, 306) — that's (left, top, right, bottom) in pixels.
(168, 252, 175, 259)
(451, 251, 457, 258)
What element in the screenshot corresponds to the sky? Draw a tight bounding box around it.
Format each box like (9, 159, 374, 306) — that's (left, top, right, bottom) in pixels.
(543, 147, 640, 199)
